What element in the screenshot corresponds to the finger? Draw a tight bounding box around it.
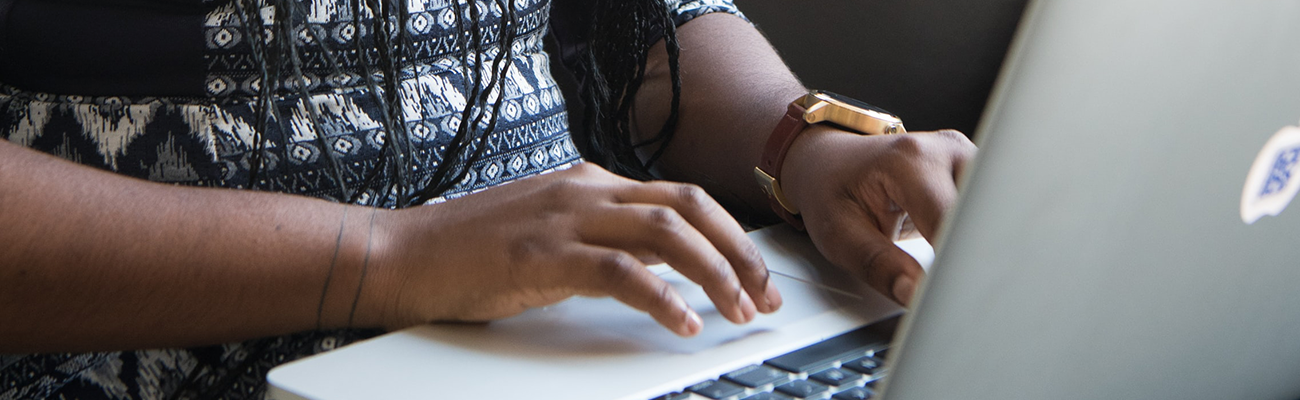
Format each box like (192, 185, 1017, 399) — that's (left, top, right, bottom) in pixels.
(881, 133, 967, 242)
(637, 254, 666, 266)
(888, 175, 954, 246)
(851, 182, 911, 242)
(613, 181, 781, 314)
(562, 245, 704, 337)
(560, 165, 709, 268)
(805, 203, 925, 306)
(579, 203, 757, 324)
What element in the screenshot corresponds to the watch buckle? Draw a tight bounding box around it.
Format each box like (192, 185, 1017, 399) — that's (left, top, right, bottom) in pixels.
(754, 167, 800, 215)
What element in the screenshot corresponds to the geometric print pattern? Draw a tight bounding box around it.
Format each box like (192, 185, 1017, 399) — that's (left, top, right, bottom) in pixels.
(0, 329, 384, 400)
(0, 0, 743, 399)
(2, 0, 581, 206)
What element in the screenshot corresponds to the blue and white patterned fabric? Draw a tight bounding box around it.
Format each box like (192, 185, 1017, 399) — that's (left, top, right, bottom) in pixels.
(0, 0, 742, 399)
(3, 0, 578, 205)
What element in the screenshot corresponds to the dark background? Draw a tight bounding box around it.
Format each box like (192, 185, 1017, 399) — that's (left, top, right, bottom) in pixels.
(550, 0, 1030, 144)
(740, 0, 1030, 138)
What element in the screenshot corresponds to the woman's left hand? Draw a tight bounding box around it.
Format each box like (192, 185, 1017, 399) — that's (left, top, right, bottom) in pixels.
(779, 126, 977, 305)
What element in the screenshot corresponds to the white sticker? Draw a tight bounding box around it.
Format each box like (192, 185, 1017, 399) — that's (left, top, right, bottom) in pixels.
(1241, 124, 1300, 224)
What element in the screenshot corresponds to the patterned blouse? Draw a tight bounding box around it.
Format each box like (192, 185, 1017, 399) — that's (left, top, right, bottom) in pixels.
(0, 0, 742, 398)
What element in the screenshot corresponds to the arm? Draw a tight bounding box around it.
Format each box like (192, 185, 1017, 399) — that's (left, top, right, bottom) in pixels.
(632, 13, 804, 217)
(634, 13, 976, 304)
(1, 137, 778, 352)
(0, 139, 373, 352)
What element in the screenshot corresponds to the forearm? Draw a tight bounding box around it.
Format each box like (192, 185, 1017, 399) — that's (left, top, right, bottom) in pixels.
(633, 13, 807, 221)
(0, 141, 387, 352)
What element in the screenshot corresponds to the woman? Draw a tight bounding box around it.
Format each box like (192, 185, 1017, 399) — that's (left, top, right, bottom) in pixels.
(0, 0, 974, 398)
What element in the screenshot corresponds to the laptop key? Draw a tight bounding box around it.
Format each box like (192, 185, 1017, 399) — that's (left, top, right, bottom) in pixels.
(724, 365, 792, 388)
(765, 326, 885, 373)
(864, 374, 885, 388)
(869, 348, 888, 360)
(775, 380, 830, 398)
(842, 357, 882, 375)
(809, 368, 862, 387)
(689, 379, 747, 399)
(742, 393, 796, 400)
(832, 387, 874, 400)
(651, 392, 693, 400)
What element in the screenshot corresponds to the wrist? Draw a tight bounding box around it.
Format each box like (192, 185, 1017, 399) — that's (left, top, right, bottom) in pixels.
(355, 207, 401, 330)
(317, 206, 399, 331)
(353, 205, 476, 331)
(754, 91, 904, 228)
(779, 125, 854, 215)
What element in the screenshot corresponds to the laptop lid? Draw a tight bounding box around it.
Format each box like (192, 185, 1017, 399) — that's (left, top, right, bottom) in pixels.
(880, 1, 1300, 399)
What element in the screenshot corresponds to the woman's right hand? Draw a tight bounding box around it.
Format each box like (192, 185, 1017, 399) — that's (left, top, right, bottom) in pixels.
(364, 162, 783, 337)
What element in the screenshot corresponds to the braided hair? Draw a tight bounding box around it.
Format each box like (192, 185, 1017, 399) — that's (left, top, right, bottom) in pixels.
(232, 0, 682, 208)
(573, 0, 684, 180)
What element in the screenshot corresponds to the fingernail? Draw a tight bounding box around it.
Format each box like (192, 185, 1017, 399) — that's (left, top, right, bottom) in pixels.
(763, 277, 783, 313)
(736, 289, 757, 324)
(683, 309, 703, 336)
(892, 276, 917, 306)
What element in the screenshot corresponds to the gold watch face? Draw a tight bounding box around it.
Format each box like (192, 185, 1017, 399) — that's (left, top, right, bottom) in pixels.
(800, 91, 906, 135)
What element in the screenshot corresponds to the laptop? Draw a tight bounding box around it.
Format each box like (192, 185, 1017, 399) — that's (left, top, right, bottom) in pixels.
(266, 0, 1300, 399)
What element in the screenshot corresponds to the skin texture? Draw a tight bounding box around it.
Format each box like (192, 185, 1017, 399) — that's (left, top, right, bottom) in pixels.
(0, 139, 373, 352)
(0, 11, 973, 353)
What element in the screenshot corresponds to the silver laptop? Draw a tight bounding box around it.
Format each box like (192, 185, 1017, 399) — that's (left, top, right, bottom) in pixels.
(267, 0, 1300, 399)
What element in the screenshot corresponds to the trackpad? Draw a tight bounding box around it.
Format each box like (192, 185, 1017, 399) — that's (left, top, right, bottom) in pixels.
(410, 226, 914, 356)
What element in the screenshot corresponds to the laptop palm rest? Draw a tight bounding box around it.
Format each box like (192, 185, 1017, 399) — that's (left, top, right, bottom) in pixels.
(268, 225, 926, 400)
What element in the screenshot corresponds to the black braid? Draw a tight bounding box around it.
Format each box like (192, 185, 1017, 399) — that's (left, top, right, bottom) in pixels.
(230, 0, 278, 191)
(372, 0, 415, 206)
(234, 0, 683, 205)
(282, 0, 357, 201)
(228, 0, 503, 207)
(409, 0, 490, 204)
(347, 0, 398, 204)
(575, 0, 684, 181)
(411, 0, 520, 205)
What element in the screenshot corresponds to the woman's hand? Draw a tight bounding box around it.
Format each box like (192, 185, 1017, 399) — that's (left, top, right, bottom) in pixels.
(367, 163, 783, 337)
(781, 127, 977, 306)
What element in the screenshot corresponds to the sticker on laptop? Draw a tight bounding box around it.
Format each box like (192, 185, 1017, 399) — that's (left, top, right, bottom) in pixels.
(1241, 123, 1300, 224)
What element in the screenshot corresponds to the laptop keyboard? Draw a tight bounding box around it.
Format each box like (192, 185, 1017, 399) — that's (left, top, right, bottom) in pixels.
(651, 315, 900, 400)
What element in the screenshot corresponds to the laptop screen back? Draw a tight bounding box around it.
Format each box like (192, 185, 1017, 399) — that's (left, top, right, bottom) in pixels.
(882, 1, 1300, 399)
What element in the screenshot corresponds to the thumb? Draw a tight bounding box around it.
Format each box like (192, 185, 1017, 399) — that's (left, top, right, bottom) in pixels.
(805, 205, 926, 305)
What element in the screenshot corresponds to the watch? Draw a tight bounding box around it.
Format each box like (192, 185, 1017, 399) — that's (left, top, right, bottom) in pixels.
(755, 90, 906, 230)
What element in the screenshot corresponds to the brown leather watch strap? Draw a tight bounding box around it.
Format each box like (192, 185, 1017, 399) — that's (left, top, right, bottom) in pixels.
(756, 91, 904, 230)
(755, 101, 810, 230)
